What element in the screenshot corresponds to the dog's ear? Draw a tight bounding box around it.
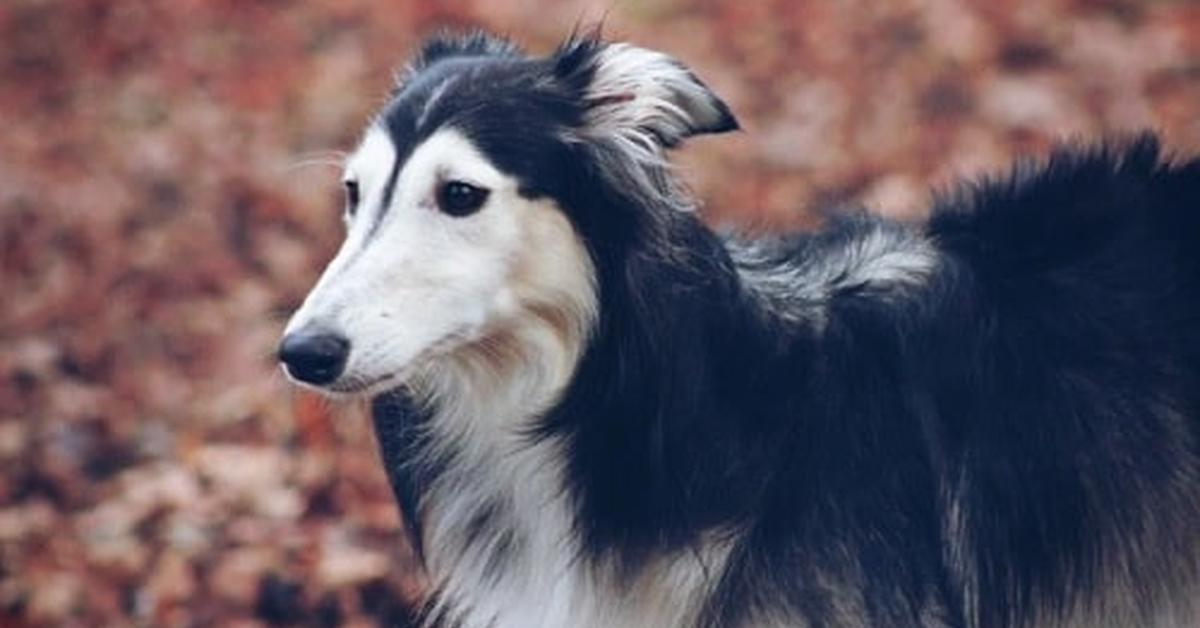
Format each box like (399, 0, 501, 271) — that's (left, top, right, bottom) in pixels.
(554, 37, 739, 148)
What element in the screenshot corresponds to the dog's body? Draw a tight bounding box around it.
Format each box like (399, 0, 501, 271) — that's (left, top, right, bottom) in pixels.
(280, 32, 1200, 627)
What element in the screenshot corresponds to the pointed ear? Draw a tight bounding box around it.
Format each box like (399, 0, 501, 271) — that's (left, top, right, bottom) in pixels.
(555, 39, 739, 148)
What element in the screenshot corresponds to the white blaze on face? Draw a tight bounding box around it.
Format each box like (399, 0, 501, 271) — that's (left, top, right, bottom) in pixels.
(283, 125, 596, 397)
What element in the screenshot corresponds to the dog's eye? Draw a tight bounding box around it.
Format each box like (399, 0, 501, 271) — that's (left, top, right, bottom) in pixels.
(343, 179, 360, 215)
(436, 180, 489, 217)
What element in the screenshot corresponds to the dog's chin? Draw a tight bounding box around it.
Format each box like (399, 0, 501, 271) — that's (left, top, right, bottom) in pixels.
(280, 366, 409, 400)
(324, 372, 406, 399)
(310, 348, 443, 400)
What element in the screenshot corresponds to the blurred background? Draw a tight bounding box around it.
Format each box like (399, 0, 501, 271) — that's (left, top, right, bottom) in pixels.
(1, 0, 1198, 625)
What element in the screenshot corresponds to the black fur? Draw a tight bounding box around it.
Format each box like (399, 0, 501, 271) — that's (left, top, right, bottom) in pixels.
(368, 32, 1200, 627)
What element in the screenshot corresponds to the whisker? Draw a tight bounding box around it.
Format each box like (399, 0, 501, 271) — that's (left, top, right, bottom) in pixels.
(281, 150, 351, 175)
(281, 158, 345, 174)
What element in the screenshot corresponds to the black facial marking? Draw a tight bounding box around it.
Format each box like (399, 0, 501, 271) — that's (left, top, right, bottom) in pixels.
(343, 179, 360, 216)
(373, 47, 589, 218)
(366, 148, 404, 241)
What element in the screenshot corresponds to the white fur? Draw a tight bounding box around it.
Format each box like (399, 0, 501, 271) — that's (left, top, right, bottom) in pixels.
(730, 224, 938, 330)
(587, 44, 729, 143)
(418, 77, 457, 129)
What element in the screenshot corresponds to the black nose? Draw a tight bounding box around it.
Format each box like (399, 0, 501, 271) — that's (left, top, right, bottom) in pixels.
(278, 329, 350, 385)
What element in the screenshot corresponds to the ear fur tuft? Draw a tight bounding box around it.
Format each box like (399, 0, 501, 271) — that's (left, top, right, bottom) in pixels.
(553, 36, 739, 147)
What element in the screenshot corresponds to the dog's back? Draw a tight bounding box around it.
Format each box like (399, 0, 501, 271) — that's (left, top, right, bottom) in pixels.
(921, 137, 1200, 627)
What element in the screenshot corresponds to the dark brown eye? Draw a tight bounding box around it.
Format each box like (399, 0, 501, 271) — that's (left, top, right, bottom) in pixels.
(436, 180, 489, 217)
(343, 179, 360, 215)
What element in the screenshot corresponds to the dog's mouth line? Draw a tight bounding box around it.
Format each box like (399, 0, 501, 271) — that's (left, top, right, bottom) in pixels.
(326, 373, 399, 395)
(318, 328, 476, 396)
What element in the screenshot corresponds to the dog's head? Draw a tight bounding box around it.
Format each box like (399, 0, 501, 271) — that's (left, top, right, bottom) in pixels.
(279, 31, 737, 397)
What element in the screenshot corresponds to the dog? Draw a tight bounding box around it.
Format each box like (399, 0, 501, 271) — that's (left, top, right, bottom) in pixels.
(279, 31, 1200, 627)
